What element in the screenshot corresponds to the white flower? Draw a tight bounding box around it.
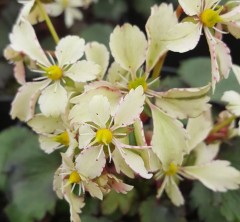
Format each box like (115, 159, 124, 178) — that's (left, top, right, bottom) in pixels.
(10, 20, 100, 119)
(72, 86, 152, 179)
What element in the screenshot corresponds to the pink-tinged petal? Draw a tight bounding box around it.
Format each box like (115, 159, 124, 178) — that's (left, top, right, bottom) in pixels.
(14, 61, 26, 85)
(112, 149, 135, 178)
(38, 81, 68, 117)
(227, 22, 240, 39)
(166, 22, 202, 53)
(55, 36, 85, 66)
(183, 160, 240, 192)
(232, 64, 240, 84)
(114, 86, 145, 128)
(154, 85, 211, 119)
(10, 20, 50, 67)
(221, 5, 240, 22)
(66, 60, 100, 82)
(85, 181, 103, 200)
(205, 28, 232, 91)
(88, 95, 111, 128)
(221, 90, 240, 116)
(111, 180, 133, 194)
(186, 109, 212, 152)
(109, 23, 147, 75)
(179, 0, 201, 16)
(194, 143, 220, 165)
(39, 135, 61, 154)
(85, 42, 110, 79)
(10, 80, 50, 121)
(145, 3, 178, 72)
(165, 177, 184, 206)
(121, 149, 152, 179)
(28, 114, 64, 134)
(76, 146, 106, 179)
(150, 104, 188, 169)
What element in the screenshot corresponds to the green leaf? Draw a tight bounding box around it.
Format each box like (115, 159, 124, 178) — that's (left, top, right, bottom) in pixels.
(82, 215, 111, 222)
(178, 57, 240, 102)
(139, 196, 186, 222)
(0, 126, 60, 222)
(101, 189, 137, 215)
(81, 24, 113, 47)
(93, 0, 127, 20)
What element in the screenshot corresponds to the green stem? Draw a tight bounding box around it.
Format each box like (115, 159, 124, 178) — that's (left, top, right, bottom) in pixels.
(152, 53, 167, 79)
(210, 115, 237, 134)
(36, 0, 60, 44)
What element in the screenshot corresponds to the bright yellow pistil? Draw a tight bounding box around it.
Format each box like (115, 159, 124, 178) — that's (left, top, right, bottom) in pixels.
(96, 128, 113, 145)
(128, 77, 148, 92)
(165, 162, 178, 176)
(53, 131, 69, 146)
(200, 8, 223, 28)
(68, 170, 81, 184)
(45, 65, 63, 80)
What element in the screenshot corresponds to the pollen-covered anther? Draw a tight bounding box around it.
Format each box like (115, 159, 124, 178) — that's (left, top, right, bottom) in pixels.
(68, 170, 81, 184)
(165, 162, 178, 176)
(200, 8, 223, 28)
(53, 131, 69, 146)
(128, 77, 148, 92)
(45, 65, 63, 80)
(96, 128, 113, 145)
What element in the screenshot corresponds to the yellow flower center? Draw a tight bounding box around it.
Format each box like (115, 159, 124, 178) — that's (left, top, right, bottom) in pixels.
(128, 77, 148, 92)
(45, 65, 63, 80)
(165, 162, 178, 176)
(61, 0, 69, 8)
(200, 8, 223, 28)
(68, 170, 81, 184)
(96, 128, 113, 145)
(53, 131, 69, 146)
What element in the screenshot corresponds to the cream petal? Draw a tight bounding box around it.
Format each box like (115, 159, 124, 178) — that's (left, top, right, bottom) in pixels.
(45, 3, 63, 16)
(38, 81, 68, 117)
(78, 125, 95, 148)
(85, 181, 103, 200)
(150, 104, 188, 169)
(166, 22, 202, 53)
(53, 167, 64, 199)
(107, 62, 129, 85)
(10, 20, 50, 67)
(66, 60, 100, 82)
(165, 177, 185, 206)
(39, 135, 61, 154)
(145, 3, 178, 72)
(14, 61, 26, 85)
(204, 0, 219, 10)
(227, 22, 240, 39)
(88, 95, 111, 128)
(10, 80, 50, 121)
(64, 8, 83, 28)
(120, 149, 152, 179)
(183, 160, 240, 192)
(61, 153, 75, 169)
(76, 146, 106, 179)
(221, 90, 240, 116)
(232, 64, 240, 84)
(114, 86, 145, 128)
(179, 0, 201, 16)
(56, 36, 85, 66)
(109, 23, 147, 75)
(85, 42, 110, 79)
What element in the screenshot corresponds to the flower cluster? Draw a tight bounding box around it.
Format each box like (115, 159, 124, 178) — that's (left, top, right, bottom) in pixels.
(5, 0, 240, 221)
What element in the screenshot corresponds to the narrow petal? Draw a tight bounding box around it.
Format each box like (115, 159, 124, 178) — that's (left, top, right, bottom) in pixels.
(165, 177, 185, 206)
(38, 81, 68, 117)
(204, 0, 219, 10)
(166, 22, 202, 53)
(64, 8, 83, 28)
(183, 160, 240, 192)
(85, 42, 110, 79)
(150, 104, 188, 169)
(45, 3, 63, 16)
(10, 20, 50, 67)
(66, 60, 100, 82)
(55, 36, 85, 66)
(227, 21, 240, 39)
(76, 146, 106, 179)
(121, 149, 152, 179)
(10, 80, 50, 121)
(221, 90, 240, 116)
(85, 181, 103, 200)
(88, 95, 111, 128)
(179, 0, 201, 16)
(109, 23, 147, 75)
(114, 86, 145, 128)
(145, 3, 178, 72)
(39, 135, 61, 154)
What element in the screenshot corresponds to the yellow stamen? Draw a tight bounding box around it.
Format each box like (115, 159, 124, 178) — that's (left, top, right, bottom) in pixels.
(68, 171, 81, 184)
(96, 128, 113, 145)
(165, 162, 178, 176)
(45, 65, 63, 80)
(128, 77, 148, 92)
(200, 8, 223, 28)
(53, 131, 69, 146)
